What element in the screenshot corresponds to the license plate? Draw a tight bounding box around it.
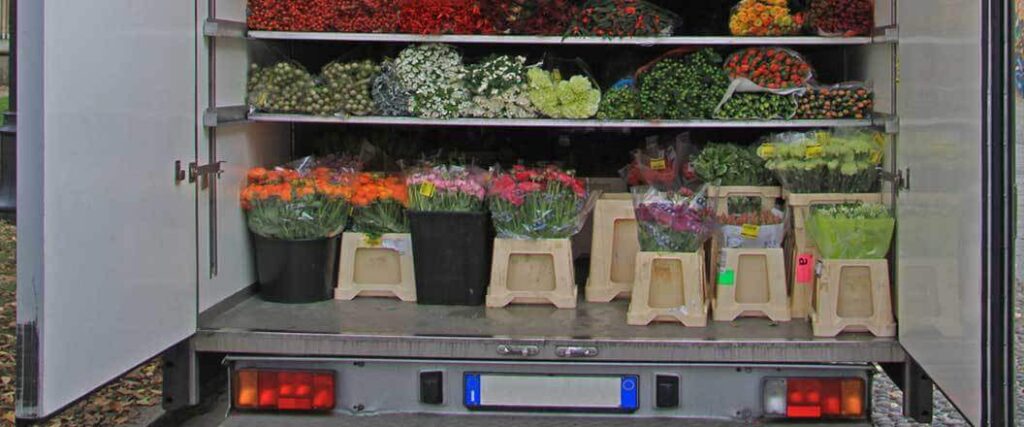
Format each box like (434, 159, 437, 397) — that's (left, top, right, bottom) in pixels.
(463, 373, 639, 412)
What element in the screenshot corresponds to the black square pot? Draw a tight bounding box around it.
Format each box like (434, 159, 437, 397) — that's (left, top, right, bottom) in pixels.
(408, 211, 493, 306)
(253, 234, 340, 304)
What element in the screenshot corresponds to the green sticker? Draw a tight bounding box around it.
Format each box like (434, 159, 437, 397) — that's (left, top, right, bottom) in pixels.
(718, 269, 735, 286)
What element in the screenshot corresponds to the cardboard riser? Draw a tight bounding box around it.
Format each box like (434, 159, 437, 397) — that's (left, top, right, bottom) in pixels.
(709, 186, 782, 216)
(336, 233, 417, 302)
(628, 252, 708, 327)
(712, 248, 791, 322)
(487, 238, 578, 309)
(811, 259, 896, 337)
(586, 195, 639, 303)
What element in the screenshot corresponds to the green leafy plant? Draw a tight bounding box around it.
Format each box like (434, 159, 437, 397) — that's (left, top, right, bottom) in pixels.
(757, 130, 884, 193)
(596, 85, 640, 120)
(714, 93, 797, 120)
(526, 68, 602, 119)
(692, 143, 775, 186)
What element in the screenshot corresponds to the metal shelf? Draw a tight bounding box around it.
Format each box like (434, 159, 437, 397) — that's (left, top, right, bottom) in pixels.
(196, 297, 903, 363)
(248, 31, 880, 46)
(249, 113, 877, 129)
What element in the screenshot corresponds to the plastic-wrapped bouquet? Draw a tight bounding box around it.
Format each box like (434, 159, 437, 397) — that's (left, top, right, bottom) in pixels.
(349, 173, 410, 239)
(489, 165, 593, 239)
(807, 203, 895, 259)
(717, 209, 786, 249)
(632, 186, 716, 253)
(566, 0, 679, 37)
(464, 55, 538, 119)
(623, 140, 681, 190)
(241, 166, 353, 241)
(394, 44, 470, 119)
(406, 164, 489, 212)
(756, 130, 884, 193)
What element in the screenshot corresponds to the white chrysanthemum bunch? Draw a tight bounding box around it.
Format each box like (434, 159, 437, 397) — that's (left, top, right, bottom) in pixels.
(394, 44, 469, 119)
(464, 55, 538, 119)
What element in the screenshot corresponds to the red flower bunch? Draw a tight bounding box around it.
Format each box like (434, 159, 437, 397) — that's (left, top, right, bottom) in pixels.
(333, 0, 399, 33)
(724, 47, 814, 90)
(489, 165, 590, 239)
(398, 0, 497, 35)
(567, 0, 678, 38)
(808, 0, 873, 37)
(248, 0, 333, 32)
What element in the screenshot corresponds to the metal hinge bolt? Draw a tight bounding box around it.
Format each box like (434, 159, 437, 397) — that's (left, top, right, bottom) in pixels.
(176, 160, 225, 184)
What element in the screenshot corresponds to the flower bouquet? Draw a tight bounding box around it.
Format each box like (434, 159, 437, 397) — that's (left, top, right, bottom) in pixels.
(566, 0, 680, 38)
(241, 165, 353, 303)
(692, 143, 778, 214)
(622, 140, 681, 191)
(729, 0, 805, 36)
(717, 209, 786, 249)
(756, 130, 884, 194)
(405, 164, 493, 305)
(489, 165, 592, 239)
(807, 203, 895, 259)
(349, 173, 410, 239)
(631, 186, 716, 253)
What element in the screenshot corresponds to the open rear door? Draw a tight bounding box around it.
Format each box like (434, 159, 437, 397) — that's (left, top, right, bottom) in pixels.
(896, 0, 1014, 425)
(16, 0, 198, 420)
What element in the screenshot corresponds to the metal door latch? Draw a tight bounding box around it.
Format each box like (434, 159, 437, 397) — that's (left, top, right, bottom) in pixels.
(556, 346, 599, 358)
(878, 167, 910, 191)
(496, 344, 540, 357)
(176, 160, 225, 184)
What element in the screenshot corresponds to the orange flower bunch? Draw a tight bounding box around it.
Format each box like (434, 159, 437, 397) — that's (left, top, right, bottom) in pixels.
(241, 167, 354, 210)
(349, 173, 409, 208)
(729, 0, 804, 36)
(241, 166, 354, 241)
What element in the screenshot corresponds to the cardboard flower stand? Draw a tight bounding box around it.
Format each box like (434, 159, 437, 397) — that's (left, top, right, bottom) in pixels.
(811, 259, 896, 337)
(784, 191, 882, 319)
(712, 248, 790, 322)
(585, 194, 639, 303)
(486, 238, 578, 309)
(627, 251, 708, 327)
(335, 232, 417, 302)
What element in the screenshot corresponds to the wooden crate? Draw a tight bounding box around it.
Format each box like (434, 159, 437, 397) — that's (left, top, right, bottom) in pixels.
(712, 248, 790, 322)
(585, 193, 639, 302)
(335, 232, 417, 302)
(784, 191, 883, 319)
(627, 251, 708, 327)
(811, 259, 896, 337)
(708, 186, 782, 216)
(486, 238, 577, 309)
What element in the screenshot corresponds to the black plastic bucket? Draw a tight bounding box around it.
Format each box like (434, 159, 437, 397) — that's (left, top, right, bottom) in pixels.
(408, 211, 493, 306)
(253, 234, 340, 304)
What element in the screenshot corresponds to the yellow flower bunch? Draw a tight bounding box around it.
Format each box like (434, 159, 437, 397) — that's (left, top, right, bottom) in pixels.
(729, 0, 804, 36)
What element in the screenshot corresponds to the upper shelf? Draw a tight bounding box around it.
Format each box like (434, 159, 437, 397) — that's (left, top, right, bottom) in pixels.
(246, 31, 890, 46)
(248, 113, 882, 130)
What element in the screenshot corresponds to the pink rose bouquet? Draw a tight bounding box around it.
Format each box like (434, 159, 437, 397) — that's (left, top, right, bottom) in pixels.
(406, 165, 489, 213)
(489, 165, 592, 239)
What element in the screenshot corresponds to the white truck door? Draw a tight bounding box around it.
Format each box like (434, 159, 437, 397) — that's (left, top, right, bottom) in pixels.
(896, 0, 1013, 425)
(16, 0, 198, 420)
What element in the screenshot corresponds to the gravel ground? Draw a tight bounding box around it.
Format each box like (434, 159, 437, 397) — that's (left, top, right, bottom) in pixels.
(871, 373, 968, 426)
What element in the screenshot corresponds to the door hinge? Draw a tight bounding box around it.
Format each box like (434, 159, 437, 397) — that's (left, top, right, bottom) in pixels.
(176, 160, 225, 184)
(878, 167, 910, 191)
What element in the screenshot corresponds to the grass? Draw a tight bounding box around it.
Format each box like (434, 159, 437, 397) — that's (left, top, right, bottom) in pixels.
(0, 97, 8, 126)
(0, 223, 162, 426)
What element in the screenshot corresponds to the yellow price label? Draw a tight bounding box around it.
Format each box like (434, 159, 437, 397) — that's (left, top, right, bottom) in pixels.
(419, 182, 436, 197)
(364, 236, 382, 247)
(805, 143, 824, 158)
(741, 224, 761, 240)
(870, 151, 883, 164)
(650, 158, 667, 170)
(757, 144, 776, 157)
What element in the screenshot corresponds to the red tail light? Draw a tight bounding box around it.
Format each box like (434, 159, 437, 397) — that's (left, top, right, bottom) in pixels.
(234, 369, 336, 411)
(764, 377, 865, 419)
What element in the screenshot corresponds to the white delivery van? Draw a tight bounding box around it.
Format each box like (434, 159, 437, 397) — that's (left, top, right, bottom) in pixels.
(13, 0, 1016, 425)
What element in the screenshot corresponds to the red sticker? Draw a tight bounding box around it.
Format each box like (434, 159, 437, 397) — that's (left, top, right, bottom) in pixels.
(796, 253, 815, 284)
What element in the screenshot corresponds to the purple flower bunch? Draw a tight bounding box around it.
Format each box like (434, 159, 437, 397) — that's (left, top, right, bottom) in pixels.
(632, 186, 716, 252)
